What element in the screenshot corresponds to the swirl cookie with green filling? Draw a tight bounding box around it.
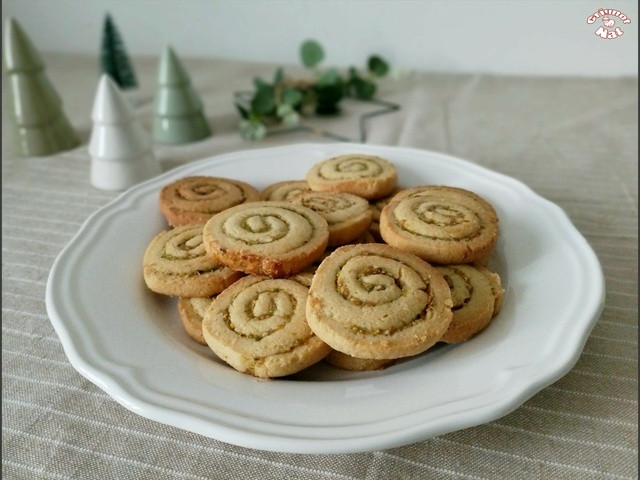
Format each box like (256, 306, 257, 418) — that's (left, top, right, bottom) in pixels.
(306, 154, 397, 200)
(289, 191, 373, 247)
(324, 349, 396, 371)
(260, 180, 311, 201)
(436, 263, 504, 343)
(143, 224, 244, 297)
(202, 276, 331, 378)
(368, 187, 404, 241)
(380, 186, 499, 265)
(177, 295, 216, 345)
(306, 243, 453, 360)
(202, 201, 329, 278)
(159, 176, 260, 226)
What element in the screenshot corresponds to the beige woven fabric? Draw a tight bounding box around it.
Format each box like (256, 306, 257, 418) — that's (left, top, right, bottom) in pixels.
(2, 53, 637, 479)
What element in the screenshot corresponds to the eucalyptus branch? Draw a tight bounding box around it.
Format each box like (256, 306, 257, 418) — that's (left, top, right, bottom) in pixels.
(236, 39, 390, 140)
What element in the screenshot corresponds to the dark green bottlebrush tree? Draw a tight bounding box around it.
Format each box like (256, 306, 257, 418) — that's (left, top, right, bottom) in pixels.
(100, 13, 138, 90)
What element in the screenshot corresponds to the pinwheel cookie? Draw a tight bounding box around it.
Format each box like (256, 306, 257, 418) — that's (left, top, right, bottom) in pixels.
(436, 263, 504, 343)
(159, 176, 260, 226)
(260, 180, 311, 201)
(380, 186, 499, 265)
(202, 275, 332, 378)
(202, 201, 329, 278)
(143, 224, 244, 297)
(314, 230, 376, 266)
(307, 243, 453, 360)
(306, 154, 397, 200)
(289, 191, 373, 247)
(324, 350, 396, 372)
(368, 187, 404, 241)
(177, 296, 216, 345)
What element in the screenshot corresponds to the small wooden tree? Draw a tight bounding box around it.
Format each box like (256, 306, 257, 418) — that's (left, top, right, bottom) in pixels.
(3, 17, 79, 156)
(100, 13, 138, 90)
(153, 45, 211, 144)
(89, 75, 161, 190)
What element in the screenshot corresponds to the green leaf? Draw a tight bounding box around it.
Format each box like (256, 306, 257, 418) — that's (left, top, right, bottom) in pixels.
(317, 68, 341, 87)
(251, 85, 275, 114)
(352, 78, 377, 100)
(314, 83, 344, 114)
(277, 103, 293, 117)
(235, 103, 249, 119)
(239, 119, 267, 141)
(282, 87, 303, 107)
(368, 55, 389, 77)
(253, 76, 270, 90)
(300, 40, 324, 68)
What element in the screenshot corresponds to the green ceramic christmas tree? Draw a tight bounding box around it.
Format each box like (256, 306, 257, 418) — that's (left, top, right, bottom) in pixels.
(153, 45, 211, 144)
(3, 17, 80, 157)
(100, 13, 138, 90)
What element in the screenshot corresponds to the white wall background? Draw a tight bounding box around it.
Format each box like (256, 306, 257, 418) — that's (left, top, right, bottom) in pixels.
(2, 0, 638, 77)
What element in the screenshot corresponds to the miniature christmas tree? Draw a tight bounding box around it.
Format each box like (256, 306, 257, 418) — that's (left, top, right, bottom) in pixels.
(152, 45, 211, 144)
(3, 17, 80, 157)
(89, 75, 161, 190)
(100, 13, 138, 90)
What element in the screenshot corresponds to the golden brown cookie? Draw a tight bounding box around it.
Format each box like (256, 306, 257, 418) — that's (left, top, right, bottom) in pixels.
(260, 180, 311, 201)
(314, 230, 377, 266)
(324, 350, 396, 371)
(289, 191, 373, 247)
(380, 186, 499, 264)
(177, 296, 215, 345)
(369, 187, 404, 241)
(436, 264, 504, 343)
(202, 275, 332, 378)
(288, 265, 318, 288)
(159, 176, 260, 226)
(306, 243, 453, 359)
(306, 154, 398, 200)
(202, 201, 329, 278)
(143, 224, 244, 297)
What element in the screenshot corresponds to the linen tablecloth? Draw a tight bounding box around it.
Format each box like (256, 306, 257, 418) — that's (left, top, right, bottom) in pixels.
(2, 53, 637, 479)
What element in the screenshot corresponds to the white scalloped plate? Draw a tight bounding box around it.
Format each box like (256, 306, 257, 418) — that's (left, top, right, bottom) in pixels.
(46, 143, 604, 454)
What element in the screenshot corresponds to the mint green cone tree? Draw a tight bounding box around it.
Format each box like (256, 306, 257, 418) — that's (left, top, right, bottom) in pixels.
(152, 45, 211, 144)
(100, 13, 138, 90)
(3, 17, 80, 157)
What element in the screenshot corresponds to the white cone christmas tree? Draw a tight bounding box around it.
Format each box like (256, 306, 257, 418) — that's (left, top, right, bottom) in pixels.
(3, 17, 80, 156)
(153, 45, 211, 144)
(89, 75, 161, 190)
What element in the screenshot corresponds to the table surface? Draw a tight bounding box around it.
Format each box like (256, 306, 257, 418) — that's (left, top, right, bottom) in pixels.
(2, 53, 638, 480)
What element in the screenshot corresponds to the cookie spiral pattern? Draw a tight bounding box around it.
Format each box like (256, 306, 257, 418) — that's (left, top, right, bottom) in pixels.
(159, 176, 260, 226)
(202, 276, 331, 378)
(289, 191, 373, 246)
(203, 201, 329, 278)
(306, 154, 397, 200)
(380, 186, 499, 264)
(307, 243, 453, 359)
(143, 225, 244, 297)
(436, 264, 504, 343)
(260, 180, 311, 201)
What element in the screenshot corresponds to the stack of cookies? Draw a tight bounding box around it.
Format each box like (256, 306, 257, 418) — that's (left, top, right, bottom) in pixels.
(142, 153, 504, 379)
